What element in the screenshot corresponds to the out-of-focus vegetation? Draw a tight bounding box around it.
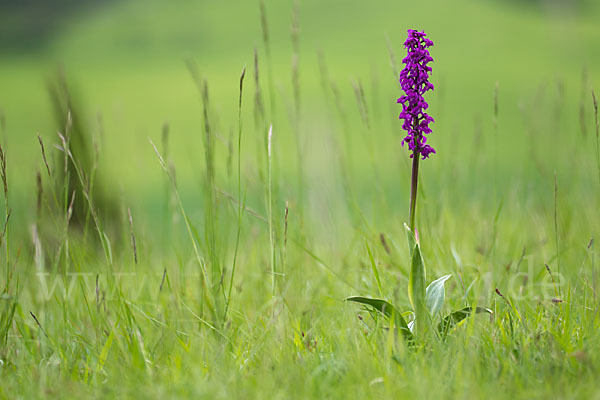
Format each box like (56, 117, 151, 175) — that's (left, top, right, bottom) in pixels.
(0, 0, 599, 398)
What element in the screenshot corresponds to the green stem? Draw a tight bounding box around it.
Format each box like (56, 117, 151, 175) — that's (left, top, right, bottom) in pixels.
(592, 90, 599, 185)
(267, 126, 275, 299)
(224, 67, 246, 325)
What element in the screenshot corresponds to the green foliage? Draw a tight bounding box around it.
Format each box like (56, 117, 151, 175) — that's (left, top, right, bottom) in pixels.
(346, 296, 412, 341)
(347, 230, 492, 344)
(425, 274, 451, 317)
(404, 222, 417, 260)
(408, 243, 427, 333)
(0, 292, 17, 348)
(438, 306, 493, 337)
(0, 0, 599, 398)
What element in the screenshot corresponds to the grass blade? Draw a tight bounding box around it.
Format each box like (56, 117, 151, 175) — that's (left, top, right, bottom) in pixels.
(365, 240, 383, 297)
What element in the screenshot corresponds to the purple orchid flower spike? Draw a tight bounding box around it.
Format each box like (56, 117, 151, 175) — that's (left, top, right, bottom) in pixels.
(398, 29, 435, 231)
(398, 29, 435, 160)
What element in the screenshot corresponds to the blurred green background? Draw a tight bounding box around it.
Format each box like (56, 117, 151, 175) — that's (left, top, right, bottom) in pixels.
(0, 0, 599, 232)
(2, 3, 600, 397)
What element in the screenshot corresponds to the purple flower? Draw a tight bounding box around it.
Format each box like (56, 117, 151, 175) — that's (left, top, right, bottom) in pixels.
(398, 29, 435, 160)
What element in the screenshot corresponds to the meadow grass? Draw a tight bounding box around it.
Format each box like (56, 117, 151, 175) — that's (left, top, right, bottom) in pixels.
(1, 0, 600, 398)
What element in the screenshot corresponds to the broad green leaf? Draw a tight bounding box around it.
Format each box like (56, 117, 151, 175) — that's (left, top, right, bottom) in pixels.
(346, 296, 413, 341)
(408, 244, 426, 312)
(404, 223, 417, 260)
(438, 306, 493, 334)
(426, 274, 452, 317)
(408, 244, 428, 335)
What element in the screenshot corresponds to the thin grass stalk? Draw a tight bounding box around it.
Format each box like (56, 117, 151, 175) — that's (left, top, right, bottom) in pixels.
(291, 1, 300, 118)
(253, 48, 269, 187)
(259, 0, 277, 126)
(580, 69, 588, 138)
(267, 125, 275, 299)
(0, 112, 4, 144)
(37, 135, 62, 213)
(161, 122, 172, 239)
(253, 48, 265, 130)
(592, 90, 599, 184)
(57, 113, 72, 273)
(79, 128, 100, 258)
(493, 81, 499, 137)
(224, 67, 246, 324)
(0, 122, 13, 330)
(81, 129, 100, 243)
(590, 238, 596, 303)
(493, 82, 499, 196)
(291, 0, 305, 230)
(62, 113, 72, 223)
(0, 144, 8, 291)
(35, 171, 43, 224)
(127, 208, 138, 265)
(201, 81, 221, 296)
(57, 131, 75, 272)
(282, 201, 289, 280)
(554, 171, 560, 294)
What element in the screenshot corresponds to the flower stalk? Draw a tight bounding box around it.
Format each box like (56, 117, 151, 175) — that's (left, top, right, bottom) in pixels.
(409, 152, 420, 231)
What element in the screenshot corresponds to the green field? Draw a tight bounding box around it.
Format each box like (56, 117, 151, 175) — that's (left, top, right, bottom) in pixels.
(1, 0, 600, 398)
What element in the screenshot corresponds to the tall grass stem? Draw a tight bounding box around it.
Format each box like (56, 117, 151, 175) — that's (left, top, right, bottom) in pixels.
(267, 125, 275, 299)
(224, 67, 246, 324)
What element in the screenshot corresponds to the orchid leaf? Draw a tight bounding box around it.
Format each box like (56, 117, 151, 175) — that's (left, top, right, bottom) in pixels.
(408, 244, 427, 312)
(426, 274, 451, 317)
(346, 296, 413, 341)
(438, 306, 493, 335)
(404, 223, 417, 260)
(407, 320, 415, 333)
